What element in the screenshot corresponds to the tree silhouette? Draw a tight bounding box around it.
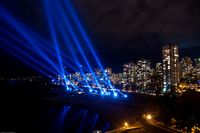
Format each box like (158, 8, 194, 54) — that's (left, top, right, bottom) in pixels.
(172, 90, 200, 132)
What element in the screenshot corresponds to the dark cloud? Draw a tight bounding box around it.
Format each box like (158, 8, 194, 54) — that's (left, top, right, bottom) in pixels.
(0, 0, 200, 74)
(74, 0, 200, 51)
(2, 0, 200, 52)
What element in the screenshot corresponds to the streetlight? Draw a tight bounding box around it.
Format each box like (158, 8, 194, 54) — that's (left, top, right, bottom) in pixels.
(124, 122, 129, 128)
(147, 115, 151, 119)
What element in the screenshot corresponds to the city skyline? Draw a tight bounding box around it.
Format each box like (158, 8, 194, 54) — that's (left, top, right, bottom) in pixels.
(1, 45, 199, 76)
(0, 0, 200, 94)
(1, 1, 200, 132)
(0, 0, 200, 76)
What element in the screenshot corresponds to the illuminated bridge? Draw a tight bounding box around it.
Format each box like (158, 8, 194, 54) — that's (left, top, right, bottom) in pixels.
(0, 1, 127, 99)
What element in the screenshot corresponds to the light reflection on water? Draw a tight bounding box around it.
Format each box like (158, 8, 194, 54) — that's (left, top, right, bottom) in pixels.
(34, 105, 111, 133)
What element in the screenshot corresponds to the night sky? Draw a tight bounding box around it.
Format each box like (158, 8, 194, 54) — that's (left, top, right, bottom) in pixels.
(0, 0, 200, 75)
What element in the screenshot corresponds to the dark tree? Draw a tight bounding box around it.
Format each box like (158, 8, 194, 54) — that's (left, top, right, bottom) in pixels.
(149, 103, 172, 126)
(125, 84, 130, 91)
(114, 84, 122, 90)
(130, 83, 137, 91)
(172, 90, 200, 132)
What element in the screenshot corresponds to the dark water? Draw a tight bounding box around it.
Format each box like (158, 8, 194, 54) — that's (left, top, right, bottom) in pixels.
(1, 104, 110, 133)
(0, 83, 111, 133)
(34, 106, 110, 133)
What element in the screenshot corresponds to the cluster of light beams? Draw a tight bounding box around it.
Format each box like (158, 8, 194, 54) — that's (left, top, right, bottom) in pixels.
(0, 27, 62, 75)
(0, 45, 66, 88)
(0, 7, 85, 91)
(0, 20, 100, 91)
(52, 2, 91, 91)
(63, 1, 115, 93)
(1, 7, 113, 92)
(0, 29, 82, 91)
(43, 1, 68, 88)
(51, 0, 105, 94)
(0, 2, 126, 97)
(0, 8, 64, 76)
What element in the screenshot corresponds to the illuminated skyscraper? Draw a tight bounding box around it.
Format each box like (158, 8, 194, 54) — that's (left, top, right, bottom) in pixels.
(156, 62, 163, 89)
(94, 67, 103, 78)
(156, 63, 163, 75)
(180, 56, 193, 77)
(105, 67, 112, 76)
(194, 58, 200, 69)
(74, 72, 82, 81)
(136, 59, 151, 90)
(110, 73, 123, 87)
(123, 62, 137, 88)
(194, 58, 200, 80)
(162, 43, 179, 93)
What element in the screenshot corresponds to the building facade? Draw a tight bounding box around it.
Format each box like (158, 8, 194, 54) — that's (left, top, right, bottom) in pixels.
(194, 58, 200, 69)
(156, 63, 163, 90)
(105, 67, 112, 76)
(123, 62, 137, 88)
(180, 56, 193, 78)
(162, 43, 179, 93)
(136, 59, 151, 90)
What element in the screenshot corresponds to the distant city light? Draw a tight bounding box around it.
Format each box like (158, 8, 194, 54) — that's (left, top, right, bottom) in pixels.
(124, 122, 128, 126)
(147, 115, 151, 119)
(0, 1, 133, 101)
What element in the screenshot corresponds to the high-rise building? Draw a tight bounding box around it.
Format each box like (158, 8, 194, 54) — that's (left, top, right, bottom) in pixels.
(162, 43, 179, 93)
(94, 68, 103, 78)
(150, 68, 156, 76)
(156, 63, 163, 89)
(180, 56, 193, 77)
(105, 67, 112, 76)
(156, 63, 163, 75)
(179, 63, 184, 79)
(123, 62, 137, 87)
(110, 73, 123, 86)
(196, 69, 200, 80)
(86, 73, 93, 81)
(73, 72, 82, 81)
(194, 58, 200, 69)
(194, 58, 200, 80)
(136, 59, 151, 90)
(116, 73, 123, 85)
